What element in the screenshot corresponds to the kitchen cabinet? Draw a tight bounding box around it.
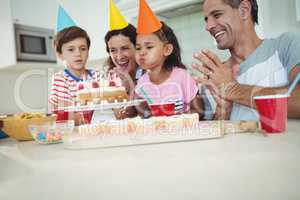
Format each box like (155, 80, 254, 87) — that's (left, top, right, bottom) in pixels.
(0, 0, 16, 68)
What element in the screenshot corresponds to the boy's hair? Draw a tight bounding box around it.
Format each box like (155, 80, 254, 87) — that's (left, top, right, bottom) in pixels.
(104, 24, 137, 71)
(54, 26, 91, 54)
(154, 22, 186, 70)
(222, 0, 258, 24)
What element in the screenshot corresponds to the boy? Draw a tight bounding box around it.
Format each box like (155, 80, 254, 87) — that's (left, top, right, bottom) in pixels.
(49, 26, 101, 125)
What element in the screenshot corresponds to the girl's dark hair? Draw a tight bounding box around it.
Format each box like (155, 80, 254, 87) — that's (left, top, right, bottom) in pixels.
(54, 26, 90, 54)
(104, 24, 137, 71)
(154, 22, 186, 70)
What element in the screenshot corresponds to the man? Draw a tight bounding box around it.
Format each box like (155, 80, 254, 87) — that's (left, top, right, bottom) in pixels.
(193, 0, 300, 120)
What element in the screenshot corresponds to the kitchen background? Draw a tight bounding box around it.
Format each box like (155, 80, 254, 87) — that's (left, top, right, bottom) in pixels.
(0, 0, 300, 114)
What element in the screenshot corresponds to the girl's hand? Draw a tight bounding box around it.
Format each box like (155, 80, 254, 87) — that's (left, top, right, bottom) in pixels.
(190, 94, 204, 120)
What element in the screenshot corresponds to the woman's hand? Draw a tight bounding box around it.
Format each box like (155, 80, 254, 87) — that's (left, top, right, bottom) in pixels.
(109, 68, 136, 96)
(113, 106, 138, 120)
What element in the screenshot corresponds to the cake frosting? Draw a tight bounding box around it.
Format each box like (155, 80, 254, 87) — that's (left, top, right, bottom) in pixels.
(76, 80, 128, 105)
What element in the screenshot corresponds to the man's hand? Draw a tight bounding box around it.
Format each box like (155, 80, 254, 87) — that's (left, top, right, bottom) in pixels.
(205, 83, 232, 120)
(192, 49, 238, 119)
(192, 49, 238, 98)
(213, 94, 233, 120)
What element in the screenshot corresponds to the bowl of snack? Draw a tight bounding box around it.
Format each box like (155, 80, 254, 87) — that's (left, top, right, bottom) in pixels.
(2, 113, 57, 141)
(28, 120, 74, 144)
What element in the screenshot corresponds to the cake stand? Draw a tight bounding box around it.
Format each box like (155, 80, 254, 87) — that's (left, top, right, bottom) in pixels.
(58, 99, 146, 123)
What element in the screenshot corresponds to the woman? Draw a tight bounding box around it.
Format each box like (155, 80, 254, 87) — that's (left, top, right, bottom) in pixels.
(104, 24, 145, 119)
(104, 24, 143, 97)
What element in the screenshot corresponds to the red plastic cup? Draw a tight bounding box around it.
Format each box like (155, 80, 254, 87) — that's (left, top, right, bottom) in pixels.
(53, 110, 94, 124)
(149, 102, 175, 117)
(53, 110, 69, 121)
(254, 94, 288, 133)
(82, 110, 94, 124)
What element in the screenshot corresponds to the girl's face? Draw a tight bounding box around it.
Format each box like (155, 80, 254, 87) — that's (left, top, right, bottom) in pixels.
(58, 37, 89, 70)
(135, 34, 172, 71)
(108, 35, 136, 73)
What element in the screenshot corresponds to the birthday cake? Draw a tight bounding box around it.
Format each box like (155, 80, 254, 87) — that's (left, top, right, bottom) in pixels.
(77, 80, 128, 105)
(78, 113, 199, 136)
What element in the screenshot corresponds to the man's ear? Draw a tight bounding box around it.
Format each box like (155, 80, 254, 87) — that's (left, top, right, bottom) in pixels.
(238, 0, 251, 21)
(163, 43, 173, 56)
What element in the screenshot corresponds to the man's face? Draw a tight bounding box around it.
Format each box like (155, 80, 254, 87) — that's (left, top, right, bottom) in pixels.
(202, 0, 241, 50)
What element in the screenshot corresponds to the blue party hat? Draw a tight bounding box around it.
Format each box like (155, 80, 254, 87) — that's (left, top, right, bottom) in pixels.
(56, 5, 76, 32)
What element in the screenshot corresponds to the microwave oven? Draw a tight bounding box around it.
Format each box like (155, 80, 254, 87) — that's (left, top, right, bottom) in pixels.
(15, 24, 56, 62)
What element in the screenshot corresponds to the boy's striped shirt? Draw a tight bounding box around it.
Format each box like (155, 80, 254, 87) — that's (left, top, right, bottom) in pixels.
(49, 69, 101, 106)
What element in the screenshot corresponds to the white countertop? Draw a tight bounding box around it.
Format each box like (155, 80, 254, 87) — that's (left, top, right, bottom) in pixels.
(0, 120, 300, 200)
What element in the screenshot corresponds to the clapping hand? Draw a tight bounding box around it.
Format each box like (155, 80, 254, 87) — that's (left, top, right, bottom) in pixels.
(192, 49, 238, 99)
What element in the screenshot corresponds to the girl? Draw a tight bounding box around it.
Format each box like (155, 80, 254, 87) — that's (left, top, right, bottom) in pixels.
(134, 22, 203, 117)
(49, 26, 101, 125)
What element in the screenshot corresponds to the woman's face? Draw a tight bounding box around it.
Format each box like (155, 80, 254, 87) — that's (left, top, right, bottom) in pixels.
(58, 37, 89, 70)
(107, 34, 136, 73)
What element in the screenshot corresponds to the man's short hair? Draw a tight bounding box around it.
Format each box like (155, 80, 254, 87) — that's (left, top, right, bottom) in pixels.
(223, 0, 258, 24)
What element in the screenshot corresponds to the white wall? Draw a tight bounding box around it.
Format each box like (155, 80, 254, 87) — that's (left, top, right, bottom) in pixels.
(166, 12, 229, 71)
(297, 0, 300, 21)
(0, 65, 51, 114)
(257, 0, 300, 38)
(0, 0, 16, 68)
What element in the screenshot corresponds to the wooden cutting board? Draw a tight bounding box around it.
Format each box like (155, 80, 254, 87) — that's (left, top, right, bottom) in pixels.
(63, 120, 260, 149)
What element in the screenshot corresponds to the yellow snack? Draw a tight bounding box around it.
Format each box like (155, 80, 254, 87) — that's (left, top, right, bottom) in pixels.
(18, 112, 44, 119)
(2, 113, 56, 141)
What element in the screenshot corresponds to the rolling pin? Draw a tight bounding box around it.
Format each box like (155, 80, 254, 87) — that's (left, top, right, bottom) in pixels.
(221, 120, 260, 134)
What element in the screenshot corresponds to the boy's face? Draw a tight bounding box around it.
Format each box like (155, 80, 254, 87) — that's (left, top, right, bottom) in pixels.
(203, 0, 242, 50)
(58, 37, 89, 70)
(135, 34, 172, 71)
(108, 34, 136, 73)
